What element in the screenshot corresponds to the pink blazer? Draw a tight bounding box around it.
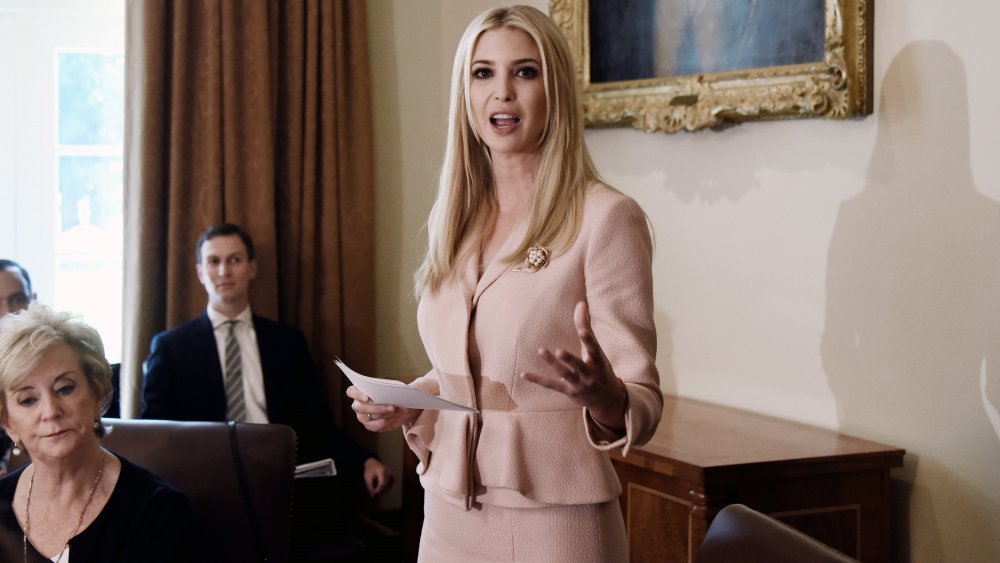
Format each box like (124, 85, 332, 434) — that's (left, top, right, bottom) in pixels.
(406, 184, 662, 509)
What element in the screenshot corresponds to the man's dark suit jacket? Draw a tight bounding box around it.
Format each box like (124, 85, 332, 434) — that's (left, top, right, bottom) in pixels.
(141, 313, 372, 475)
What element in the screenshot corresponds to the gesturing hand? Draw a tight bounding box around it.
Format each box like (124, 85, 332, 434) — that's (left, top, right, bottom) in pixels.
(346, 385, 422, 432)
(521, 301, 628, 431)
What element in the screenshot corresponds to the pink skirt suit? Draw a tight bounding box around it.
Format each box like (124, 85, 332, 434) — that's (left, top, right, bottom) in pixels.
(405, 185, 663, 562)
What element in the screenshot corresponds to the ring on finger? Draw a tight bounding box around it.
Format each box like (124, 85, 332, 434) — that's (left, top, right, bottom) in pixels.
(367, 413, 375, 421)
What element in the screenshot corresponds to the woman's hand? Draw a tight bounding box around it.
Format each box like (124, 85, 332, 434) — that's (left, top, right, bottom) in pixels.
(521, 301, 628, 431)
(346, 385, 422, 432)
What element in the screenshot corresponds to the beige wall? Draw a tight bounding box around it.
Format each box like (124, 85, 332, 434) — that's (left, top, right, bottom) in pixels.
(369, 1, 1000, 560)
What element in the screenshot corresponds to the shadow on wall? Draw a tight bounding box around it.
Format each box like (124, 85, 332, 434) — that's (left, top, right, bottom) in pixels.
(821, 41, 1000, 561)
(654, 310, 678, 394)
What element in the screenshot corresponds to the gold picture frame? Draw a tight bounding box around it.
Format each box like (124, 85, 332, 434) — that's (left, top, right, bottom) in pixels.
(550, 0, 874, 133)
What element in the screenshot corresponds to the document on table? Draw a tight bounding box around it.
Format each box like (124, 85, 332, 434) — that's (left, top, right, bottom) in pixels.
(335, 359, 477, 412)
(295, 458, 337, 479)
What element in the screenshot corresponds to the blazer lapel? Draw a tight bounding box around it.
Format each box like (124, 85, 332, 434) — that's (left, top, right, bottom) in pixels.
(457, 237, 479, 310)
(195, 313, 228, 421)
(473, 219, 528, 305)
(253, 316, 285, 418)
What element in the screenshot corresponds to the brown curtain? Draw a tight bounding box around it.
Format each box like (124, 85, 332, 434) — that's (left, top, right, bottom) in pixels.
(121, 0, 375, 421)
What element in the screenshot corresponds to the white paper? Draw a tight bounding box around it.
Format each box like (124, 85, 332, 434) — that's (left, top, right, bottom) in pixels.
(295, 458, 337, 479)
(335, 358, 477, 412)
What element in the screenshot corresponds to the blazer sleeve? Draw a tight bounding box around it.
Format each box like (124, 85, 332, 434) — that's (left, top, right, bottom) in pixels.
(402, 368, 440, 473)
(580, 193, 663, 455)
(140, 332, 176, 420)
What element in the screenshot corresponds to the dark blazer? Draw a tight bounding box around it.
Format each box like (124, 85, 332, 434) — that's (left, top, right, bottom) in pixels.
(141, 313, 371, 474)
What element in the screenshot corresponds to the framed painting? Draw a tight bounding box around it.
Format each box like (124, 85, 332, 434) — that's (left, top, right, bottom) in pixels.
(549, 0, 874, 132)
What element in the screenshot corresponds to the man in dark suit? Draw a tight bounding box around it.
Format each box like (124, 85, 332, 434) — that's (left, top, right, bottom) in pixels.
(0, 259, 35, 318)
(141, 224, 392, 497)
(0, 259, 36, 473)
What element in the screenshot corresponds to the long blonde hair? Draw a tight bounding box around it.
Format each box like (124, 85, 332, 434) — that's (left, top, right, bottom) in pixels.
(415, 5, 600, 295)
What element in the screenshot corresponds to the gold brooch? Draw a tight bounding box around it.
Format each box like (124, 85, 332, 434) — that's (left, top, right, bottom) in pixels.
(512, 246, 549, 273)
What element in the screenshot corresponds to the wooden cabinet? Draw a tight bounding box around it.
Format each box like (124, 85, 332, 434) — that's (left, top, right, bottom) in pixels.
(613, 395, 904, 563)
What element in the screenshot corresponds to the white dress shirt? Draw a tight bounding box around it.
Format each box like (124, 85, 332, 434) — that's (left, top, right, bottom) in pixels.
(207, 306, 268, 423)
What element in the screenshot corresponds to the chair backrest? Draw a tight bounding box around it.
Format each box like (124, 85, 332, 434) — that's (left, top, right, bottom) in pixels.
(10, 419, 297, 562)
(695, 504, 858, 563)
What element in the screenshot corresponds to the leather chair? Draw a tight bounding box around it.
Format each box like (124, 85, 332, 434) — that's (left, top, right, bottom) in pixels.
(10, 419, 297, 562)
(696, 504, 858, 563)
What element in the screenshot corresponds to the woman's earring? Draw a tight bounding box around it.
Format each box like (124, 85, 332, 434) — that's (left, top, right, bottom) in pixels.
(11, 442, 22, 457)
(93, 420, 101, 431)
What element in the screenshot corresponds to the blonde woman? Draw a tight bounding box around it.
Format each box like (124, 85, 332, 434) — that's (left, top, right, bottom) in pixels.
(0, 304, 200, 562)
(348, 5, 662, 561)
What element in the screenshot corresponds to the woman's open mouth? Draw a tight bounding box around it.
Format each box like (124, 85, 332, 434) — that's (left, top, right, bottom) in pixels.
(490, 112, 520, 128)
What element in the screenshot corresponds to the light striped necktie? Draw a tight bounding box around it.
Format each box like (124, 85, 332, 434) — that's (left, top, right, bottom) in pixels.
(224, 320, 246, 422)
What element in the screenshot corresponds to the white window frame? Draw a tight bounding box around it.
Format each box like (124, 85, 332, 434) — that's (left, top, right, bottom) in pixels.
(0, 0, 125, 359)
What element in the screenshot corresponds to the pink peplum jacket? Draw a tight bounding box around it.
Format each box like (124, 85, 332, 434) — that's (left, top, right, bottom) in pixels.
(405, 183, 663, 510)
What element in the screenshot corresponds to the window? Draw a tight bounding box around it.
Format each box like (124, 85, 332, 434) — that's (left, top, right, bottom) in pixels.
(0, 1, 125, 361)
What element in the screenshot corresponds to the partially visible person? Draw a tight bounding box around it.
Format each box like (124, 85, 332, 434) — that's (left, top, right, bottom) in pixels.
(141, 223, 392, 497)
(0, 303, 201, 562)
(348, 6, 662, 561)
(0, 259, 34, 318)
(0, 259, 36, 473)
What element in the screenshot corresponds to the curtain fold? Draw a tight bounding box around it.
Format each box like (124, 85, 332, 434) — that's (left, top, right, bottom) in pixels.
(122, 0, 374, 421)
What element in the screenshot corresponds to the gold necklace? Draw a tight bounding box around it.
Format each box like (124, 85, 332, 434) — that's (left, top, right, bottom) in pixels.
(22, 456, 106, 563)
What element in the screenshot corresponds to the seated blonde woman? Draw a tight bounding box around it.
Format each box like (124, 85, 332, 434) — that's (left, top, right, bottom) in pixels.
(0, 303, 202, 562)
